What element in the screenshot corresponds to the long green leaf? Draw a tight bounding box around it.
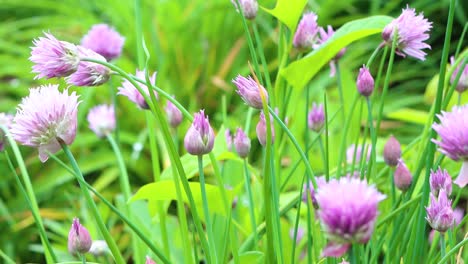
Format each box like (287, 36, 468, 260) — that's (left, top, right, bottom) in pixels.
(261, 0, 307, 32)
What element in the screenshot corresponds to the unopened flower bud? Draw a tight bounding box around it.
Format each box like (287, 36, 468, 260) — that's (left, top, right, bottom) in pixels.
(383, 135, 401, 166)
(426, 189, 454, 233)
(394, 160, 412, 191)
(68, 218, 92, 255)
(165, 97, 183, 128)
(234, 127, 250, 158)
(233, 75, 268, 109)
(308, 103, 325, 132)
(231, 0, 258, 20)
(430, 167, 452, 196)
(356, 65, 374, 97)
(256, 111, 274, 146)
(184, 110, 215, 155)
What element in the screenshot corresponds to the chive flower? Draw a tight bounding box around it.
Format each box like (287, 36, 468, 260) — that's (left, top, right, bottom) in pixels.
(184, 110, 215, 155)
(30, 32, 80, 79)
(394, 159, 412, 192)
(66, 46, 111, 86)
(429, 167, 452, 196)
(81, 24, 125, 61)
(316, 177, 385, 257)
(68, 218, 92, 255)
(234, 127, 251, 158)
(10, 85, 80, 162)
(256, 111, 274, 146)
(356, 65, 374, 97)
(87, 104, 115, 138)
(382, 6, 432, 61)
(165, 97, 183, 128)
(231, 0, 258, 20)
(346, 144, 371, 164)
(308, 103, 325, 132)
(450, 56, 468, 93)
(426, 189, 454, 233)
(0, 113, 13, 152)
(383, 135, 401, 167)
(233, 75, 268, 109)
(118, 69, 158, 110)
(293, 12, 319, 50)
(432, 105, 468, 187)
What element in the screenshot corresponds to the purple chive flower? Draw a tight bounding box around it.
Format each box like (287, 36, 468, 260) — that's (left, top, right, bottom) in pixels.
(30, 32, 80, 79)
(450, 56, 468, 93)
(316, 177, 385, 257)
(66, 47, 110, 86)
(231, 0, 258, 20)
(0, 113, 13, 152)
(426, 189, 454, 233)
(383, 135, 401, 167)
(432, 105, 468, 187)
(146, 256, 157, 264)
(302, 176, 326, 207)
(118, 69, 158, 110)
(314, 26, 346, 77)
(81, 24, 125, 61)
(394, 159, 412, 192)
(165, 97, 183, 128)
(429, 207, 464, 244)
(289, 227, 305, 244)
(293, 12, 319, 49)
(346, 144, 371, 164)
(233, 75, 268, 109)
(382, 6, 432, 61)
(10, 85, 80, 162)
(308, 103, 325, 132)
(87, 104, 115, 138)
(256, 111, 275, 146)
(356, 65, 374, 97)
(234, 128, 251, 158)
(68, 218, 92, 255)
(225, 129, 233, 151)
(184, 110, 215, 155)
(430, 168, 452, 196)
(89, 240, 108, 257)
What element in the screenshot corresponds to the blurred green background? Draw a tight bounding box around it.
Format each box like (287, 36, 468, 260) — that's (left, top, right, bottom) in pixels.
(0, 0, 466, 262)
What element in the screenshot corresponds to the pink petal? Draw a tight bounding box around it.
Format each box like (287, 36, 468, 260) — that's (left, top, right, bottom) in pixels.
(321, 242, 350, 258)
(454, 161, 468, 188)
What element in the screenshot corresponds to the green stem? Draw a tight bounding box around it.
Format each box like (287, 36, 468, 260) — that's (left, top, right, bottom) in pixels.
(253, 22, 273, 98)
(336, 94, 359, 178)
(60, 143, 125, 264)
(376, 29, 398, 133)
(366, 97, 377, 180)
(81, 253, 86, 264)
(442, 57, 468, 109)
(318, 137, 327, 180)
(440, 233, 446, 260)
(455, 22, 468, 58)
(412, 0, 456, 261)
(437, 236, 468, 264)
(198, 155, 217, 263)
(243, 159, 258, 249)
(2, 128, 56, 263)
(336, 61, 345, 123)
(366, 46, 382, 68)
(390, 169, 396, 205)
(47, 152, 171, 264)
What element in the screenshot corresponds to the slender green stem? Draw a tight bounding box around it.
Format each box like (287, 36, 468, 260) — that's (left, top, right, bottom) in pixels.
(366, 97, 377, 180)
(336, 62, 345, 122)
(60, 143, 125, 264)
(376, 29, 398, 133)
(455, 22, 468, 58)
(336, 94, 359, 178)
(0, 249, 15, 264)
(4, 151, 56, 263)
(47, 152, 171, 264)
(2, 127, 56, 263)
(390, 169, 396, 205)
(318, 137, 327, 179)
(243, 159, 258, 249)
(440, 233, 446, 260)
(290, 173, 307, 264)
(253, 22, 273, 98)
(377, 194, 421, 228)
(438, 236, 468, 264)
(81, 253, 86, 264)
(366, 46, 382, 68)
(198, 155, 217, 264)
(323, 94, 330, 180)
(412, 0, 456, 261)
(442, 56, 468, 109)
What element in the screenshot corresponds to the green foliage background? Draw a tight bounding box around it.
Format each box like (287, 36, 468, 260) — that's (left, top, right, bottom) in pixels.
(0, 0, 466, 262)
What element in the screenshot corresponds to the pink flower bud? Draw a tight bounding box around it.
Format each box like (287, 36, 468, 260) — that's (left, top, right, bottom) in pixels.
(256, 111, 274, 146)
(356, 65, 374, 97)
(231, 0, 258, 20)
(234, 128, 250, 158)
(394, 160, 412, 192)
(165, 97, 183, 128)
(68, 218, 92, 255)
(308, 103, 325, 132)
(383, 135, 401, 166)
(184, 110, 215, 155)
(233, 75, 268, 109)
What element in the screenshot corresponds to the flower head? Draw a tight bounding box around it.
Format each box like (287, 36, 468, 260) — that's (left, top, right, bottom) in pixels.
(256, 111, 274, 146)
(0, 113, 13, 152)
(68, 218, 92, 255)
(426, 189, 454, 233)
(346, 144, 371, 164)
(233, 75, 268, 109)
(382, 6, 432, 61)
(430, 167, 452, 196)
(302, 176, 326, 207)
(118, 69, 157, 109)
(293, 12, 319, 49)
(87, 104, 115, 138)
(66, 47, 110, 86)
(356, 65, 374, 97)
(165, 97, 183, 128)
(234, 127, 251, 158)
(316, 177, 385, 257)
(81, 24, 125, 61)
(450, 56, 468, 93)
(314, 25, 346, 77)
(30, 32, 79, 79)
(432, 106, 468, 161)
(308, 103, 325, 132)
(184, 110, 215, 155)
(383, 135, 401, 166)
(394, 159, 412, 192)
(10, 85, 80, 162)
(231, 0, 258, 20)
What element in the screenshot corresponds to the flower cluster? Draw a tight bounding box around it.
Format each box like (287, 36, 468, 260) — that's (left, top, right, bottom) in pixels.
(118, 69, 158, 110)
(184, 110, 215, 155)
(426, 169, 455, 233)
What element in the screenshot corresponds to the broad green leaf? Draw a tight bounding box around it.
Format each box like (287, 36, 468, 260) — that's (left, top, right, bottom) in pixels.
(261, 0, 307, 31)
(386, 108, 429, 125)
(237, 251, 264, 264)
(281, 16, 393, 89)
(130, 180, 234, 216)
